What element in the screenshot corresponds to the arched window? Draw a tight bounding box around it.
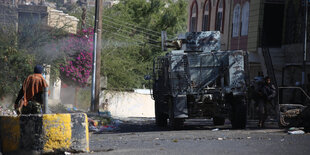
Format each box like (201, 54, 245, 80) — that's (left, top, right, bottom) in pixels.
(241, 2, 249, 36)
(190, 1, 198, 32)
(232, 4, 241, 37)
(202, 0, 211, 31)
(215, 0, 225, 32)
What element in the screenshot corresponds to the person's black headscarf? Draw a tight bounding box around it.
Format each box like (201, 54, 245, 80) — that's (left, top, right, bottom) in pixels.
(34, 65, 43, 74)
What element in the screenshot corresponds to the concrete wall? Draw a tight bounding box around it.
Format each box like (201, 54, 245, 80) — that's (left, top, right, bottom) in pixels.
(102, 90, 155, 118)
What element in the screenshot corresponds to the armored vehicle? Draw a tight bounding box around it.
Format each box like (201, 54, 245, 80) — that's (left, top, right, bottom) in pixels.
(152, 31, 249, 129)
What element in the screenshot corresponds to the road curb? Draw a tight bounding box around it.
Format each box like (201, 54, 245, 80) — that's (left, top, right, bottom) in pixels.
(0, 113, 89, 154)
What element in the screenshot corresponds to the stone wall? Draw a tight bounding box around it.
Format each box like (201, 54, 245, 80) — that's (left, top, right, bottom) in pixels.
(47, 8, 79, 34)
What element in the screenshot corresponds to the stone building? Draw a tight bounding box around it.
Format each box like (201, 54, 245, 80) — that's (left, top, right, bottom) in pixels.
(0, 0, 79, 34)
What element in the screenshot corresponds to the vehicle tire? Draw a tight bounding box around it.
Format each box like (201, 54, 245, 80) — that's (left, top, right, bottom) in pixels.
(155, 101, 168, 127)
(231, 96, 247, 129)
(213, 117, 225, 126)
(168, 97, 184, 130)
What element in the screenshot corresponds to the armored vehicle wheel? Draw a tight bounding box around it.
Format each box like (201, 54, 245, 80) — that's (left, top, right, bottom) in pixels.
(155, 101, 168, 127)
(231, 96, 247, 129)
(169, 117, 184, 130)
(168, 98, 184, 130)
(213, 117, 225, 126)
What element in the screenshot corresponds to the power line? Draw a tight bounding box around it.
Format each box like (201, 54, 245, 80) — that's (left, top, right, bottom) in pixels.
(102, 15, 162, 35)
(102, 22, 161, 43)
(102, 18, 162, 39)
(108, 37, 146, 48)
(102, 15, 175, 38)
(103, 30, 161, 48)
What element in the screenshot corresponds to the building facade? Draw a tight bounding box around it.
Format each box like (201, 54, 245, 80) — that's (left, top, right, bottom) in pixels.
(187, 0, 233, 51)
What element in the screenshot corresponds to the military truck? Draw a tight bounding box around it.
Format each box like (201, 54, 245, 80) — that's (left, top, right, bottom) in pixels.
(152, 31, 249, 129)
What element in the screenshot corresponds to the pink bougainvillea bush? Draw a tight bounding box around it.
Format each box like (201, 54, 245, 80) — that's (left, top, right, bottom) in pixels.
(60, 28, 93, 87)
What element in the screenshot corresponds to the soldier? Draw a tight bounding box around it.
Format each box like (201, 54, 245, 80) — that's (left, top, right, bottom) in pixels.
(258, 76, 276, 128)
(14, 65, 48, 114)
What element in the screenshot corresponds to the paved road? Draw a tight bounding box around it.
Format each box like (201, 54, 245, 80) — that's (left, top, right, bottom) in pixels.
(79, 118, 310, 155)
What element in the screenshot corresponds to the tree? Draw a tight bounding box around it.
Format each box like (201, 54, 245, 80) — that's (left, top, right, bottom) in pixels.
(101, 0, 187, 90)
(0, 29, 34, 99)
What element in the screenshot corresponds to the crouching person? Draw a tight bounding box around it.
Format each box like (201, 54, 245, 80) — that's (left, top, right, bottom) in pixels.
(15, 65, 48, 114)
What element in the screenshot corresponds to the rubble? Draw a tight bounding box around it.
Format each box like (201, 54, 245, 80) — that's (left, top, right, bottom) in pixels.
(0, 106, 17, 116)
(87, 111, 121, 133)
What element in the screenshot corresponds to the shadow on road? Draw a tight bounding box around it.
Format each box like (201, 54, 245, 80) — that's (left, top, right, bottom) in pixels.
(94, 118, 281, 134)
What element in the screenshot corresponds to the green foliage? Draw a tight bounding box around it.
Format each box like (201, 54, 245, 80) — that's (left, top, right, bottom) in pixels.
(102, 41, 151, 89)
(101, 0, 187, 90)
(0, 34, 34, 98)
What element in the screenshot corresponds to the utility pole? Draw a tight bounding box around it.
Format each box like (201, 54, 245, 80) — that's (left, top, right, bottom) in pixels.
(91, 0, 103, 112)
(303, 0, 309, 88)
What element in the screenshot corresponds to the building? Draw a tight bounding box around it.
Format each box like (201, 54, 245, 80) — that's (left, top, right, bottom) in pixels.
(0, 0, 79, 34)
(77, 0, 119, 8)
(187, 0, 233, 51)
(103, 0, 119, 8)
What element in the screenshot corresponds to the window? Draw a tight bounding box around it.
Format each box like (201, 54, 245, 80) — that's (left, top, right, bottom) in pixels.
(232, 4, 241, 37)
(241, 2, 249, 36)
(202, 0, 211, 31)
(215, 0, 225, 32)
(190, 1, 198, 32)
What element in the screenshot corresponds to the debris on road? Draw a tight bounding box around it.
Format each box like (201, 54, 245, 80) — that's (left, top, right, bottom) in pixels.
(87, 111, 122, 133)
(64, 152, 71, 155)
(288, 130, 305, 135)
(0, 106, 17, 116)
(287, 127, 305, 134)
(212, 128, 219, 131)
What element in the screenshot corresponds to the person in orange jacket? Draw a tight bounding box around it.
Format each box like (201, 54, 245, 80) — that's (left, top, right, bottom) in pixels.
(15, 65, 48, 114)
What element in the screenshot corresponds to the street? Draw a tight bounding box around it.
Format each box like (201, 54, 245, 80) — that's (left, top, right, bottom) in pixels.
(79, 118, 310, 155)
